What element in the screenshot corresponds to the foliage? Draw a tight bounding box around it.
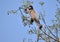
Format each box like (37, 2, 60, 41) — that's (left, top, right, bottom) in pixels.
(39, 1, 45, 6)
(8, 0, 60, 42)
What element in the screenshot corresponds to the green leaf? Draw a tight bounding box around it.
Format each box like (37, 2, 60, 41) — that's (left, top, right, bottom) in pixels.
(29, 29, 34, 34)
(39, 1, 45, 6)
(7, 10, 17, 15)
(21, 0, 33, 9)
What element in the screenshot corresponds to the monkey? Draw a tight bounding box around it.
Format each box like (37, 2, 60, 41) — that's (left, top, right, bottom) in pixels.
(24, 5, 42, 29)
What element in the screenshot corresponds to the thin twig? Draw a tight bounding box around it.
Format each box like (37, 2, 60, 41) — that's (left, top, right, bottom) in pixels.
(40, 6, 57, 39)
(41, 29, 59, 42)
(19, 9, 24, 16)
(40, 36, 46, 41)
(41, 13, 57, 38)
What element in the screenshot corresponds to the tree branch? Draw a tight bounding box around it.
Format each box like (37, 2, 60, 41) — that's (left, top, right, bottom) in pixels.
(41, 13, 57, 38)
(41, 29, 59, 42)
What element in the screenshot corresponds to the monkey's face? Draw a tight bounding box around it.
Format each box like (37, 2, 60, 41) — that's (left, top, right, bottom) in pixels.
(24, 8, 30, 14)
(24, 9, 28, 14)
(24, 5, 33, 14)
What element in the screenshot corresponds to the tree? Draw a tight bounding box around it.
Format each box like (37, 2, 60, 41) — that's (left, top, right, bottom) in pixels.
(8, 0, 60, 42)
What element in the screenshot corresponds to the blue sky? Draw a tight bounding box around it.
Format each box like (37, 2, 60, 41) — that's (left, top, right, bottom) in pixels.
(0, 0, 58, 42)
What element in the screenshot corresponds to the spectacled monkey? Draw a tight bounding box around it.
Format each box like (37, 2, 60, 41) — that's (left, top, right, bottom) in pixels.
(24, 5, 42, 29)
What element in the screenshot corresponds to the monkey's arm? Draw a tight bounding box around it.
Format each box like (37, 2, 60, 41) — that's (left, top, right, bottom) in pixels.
(30, 18, 34, 24)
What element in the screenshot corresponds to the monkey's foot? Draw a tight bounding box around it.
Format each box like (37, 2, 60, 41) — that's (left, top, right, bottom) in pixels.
(39, 25, 42, 30)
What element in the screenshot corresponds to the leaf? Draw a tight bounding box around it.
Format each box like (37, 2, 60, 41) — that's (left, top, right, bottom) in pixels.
(21, 0, 33, 9)
(29, 29, 34, 34)
(23, 21, 28, 26)
(7, 10, 17, 15)
(57, 0, 60, 4)
(22, 15, 27, 21)
(39, 1, 45, 6)
(23, 38, 26, 42)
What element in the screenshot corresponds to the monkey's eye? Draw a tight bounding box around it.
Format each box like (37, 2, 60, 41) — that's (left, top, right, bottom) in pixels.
(25, 9, 27, 11)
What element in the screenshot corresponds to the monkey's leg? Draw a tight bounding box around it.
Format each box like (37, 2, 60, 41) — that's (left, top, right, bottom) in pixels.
(34, 18, 42, 29)
(30, 18, 34, 24)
